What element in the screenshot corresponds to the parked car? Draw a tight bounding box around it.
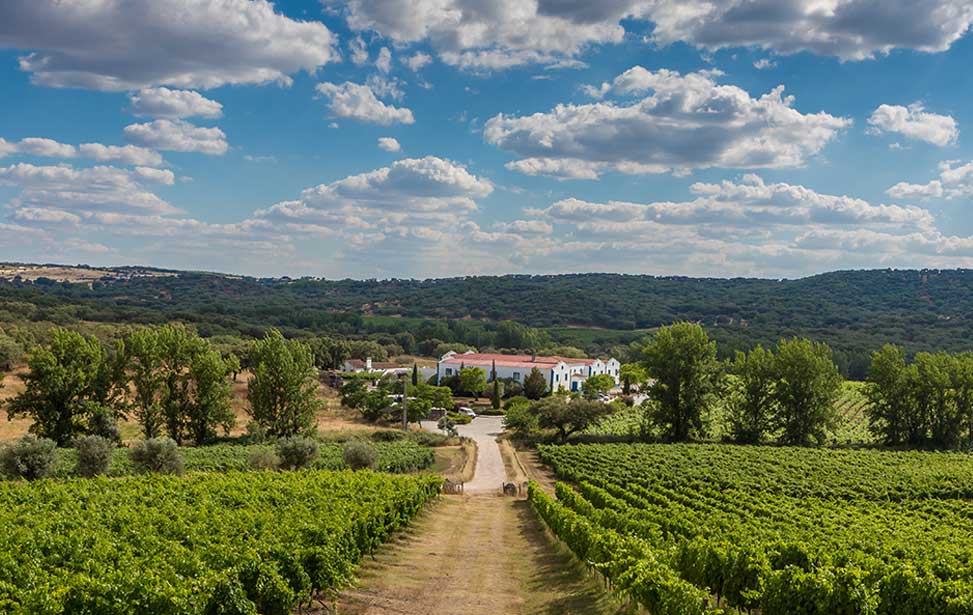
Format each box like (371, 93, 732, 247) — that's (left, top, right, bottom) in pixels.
(457, 407, 477, 418)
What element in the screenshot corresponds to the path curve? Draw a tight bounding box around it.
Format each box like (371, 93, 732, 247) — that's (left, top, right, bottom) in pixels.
(421, 416, 506, 493)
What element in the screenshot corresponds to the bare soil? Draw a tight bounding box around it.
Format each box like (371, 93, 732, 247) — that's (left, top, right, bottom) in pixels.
(333, 495, 622, 615)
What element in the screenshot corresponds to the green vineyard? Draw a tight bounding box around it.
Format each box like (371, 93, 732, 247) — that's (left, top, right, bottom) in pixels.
(533, 443, 973, 614)
(38, 440, 436, 479)
(0, 470, 440, 614)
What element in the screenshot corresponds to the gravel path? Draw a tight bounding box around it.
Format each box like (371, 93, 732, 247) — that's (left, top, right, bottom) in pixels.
(421, 416, 507, 494)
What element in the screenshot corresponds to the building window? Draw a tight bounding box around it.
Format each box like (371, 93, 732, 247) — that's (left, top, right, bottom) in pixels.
(445, 368, 453, 376)
(513, 372, 521, 381)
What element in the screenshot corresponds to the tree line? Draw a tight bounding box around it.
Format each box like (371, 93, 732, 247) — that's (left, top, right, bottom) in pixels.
(3, 325, 322, 447)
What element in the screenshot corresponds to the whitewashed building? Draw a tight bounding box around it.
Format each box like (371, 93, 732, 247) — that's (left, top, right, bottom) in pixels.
(436, 351, 620, 393)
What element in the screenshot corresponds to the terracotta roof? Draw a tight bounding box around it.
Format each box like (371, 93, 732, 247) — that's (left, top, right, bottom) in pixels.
(440, 352, 596, 369)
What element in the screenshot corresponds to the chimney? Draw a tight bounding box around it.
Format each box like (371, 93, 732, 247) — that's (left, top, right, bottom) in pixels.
(366, 357, 372, 370)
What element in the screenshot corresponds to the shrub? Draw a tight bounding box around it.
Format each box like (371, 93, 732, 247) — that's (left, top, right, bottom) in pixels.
(370, 429, 407, 442)
(248, 447, 280, 471)
(342, 440, 378, 470)
(437, 416, 458, 437)
(130, 437, 184, 475)
(447, 412, 472, 425)
(0, 435, 57, 480)
(408, 430, 450, 447)
(75, 435, 115, 477)
(503, 403, 539, 436)
(276, 436, 319, 470)
(504, 395, 530, 410)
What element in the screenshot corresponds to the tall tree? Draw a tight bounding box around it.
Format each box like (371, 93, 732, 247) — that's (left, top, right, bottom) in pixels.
(7, 328, 107, 445)
(248, 329, 322, 437)
(951, 353, 973, 447)
(771, 338, 842, 446)
(864, 344, 916, 446)
(726, 345, 777, 444)
(126, 324, 236, 444)
(914, 352, 959, 448)
(125, 326, 167, 439)
(641, 322, 722, 442)
(459, 366, 486, 400)
(523, 367, 548, 400)
(411, 363, 419, 386)
(618, 363, 647, 395)
(185, 349, 237, 445)
(490, 360, 501, 409)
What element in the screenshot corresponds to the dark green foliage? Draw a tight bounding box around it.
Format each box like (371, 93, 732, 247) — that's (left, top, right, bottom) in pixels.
(276, 436, 319, 470)
(0, 434, 57, 480)
(726, 345, 776, 444)
(642, 323, 722, 442)
(74, 434, 115, 477)
(7, 328, 118, 445)
(531, 397, 614, 443)
(247, 329, 321, 438)
(523, 367, 547, 399)
(130, 437, 184, 475)
(342, 440, 378, 470)
(771, 338, 842, 446)
(581, 373, 615, 400)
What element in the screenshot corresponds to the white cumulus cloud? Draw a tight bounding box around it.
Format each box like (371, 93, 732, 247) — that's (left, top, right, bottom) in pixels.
(129, 87, 223, 119)
(868, 103, 958, 146)
(123, 119, 228, 155)
(315, 82, 415, 125)
(378, 137, 402, 152)
(487, 68, 851, 178)
(0, 0, 337, 90)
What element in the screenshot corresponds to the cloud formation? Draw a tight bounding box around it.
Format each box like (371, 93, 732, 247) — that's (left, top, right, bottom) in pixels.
(316, 82, 415, 125)
(0, 136, 163, 166)
(129, 88, 223, 119)
(332, 0, 972, 70)
(887, 160, 973, 200)
(487, 68, 850, 178)
(377, 137, 402, 152)
(868, 103, 958, 146)
(123, 119, 228, 155)
(0, 0, 337, 90)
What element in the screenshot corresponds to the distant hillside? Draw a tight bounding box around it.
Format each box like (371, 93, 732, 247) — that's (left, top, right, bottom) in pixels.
(3, 265, 973, 378)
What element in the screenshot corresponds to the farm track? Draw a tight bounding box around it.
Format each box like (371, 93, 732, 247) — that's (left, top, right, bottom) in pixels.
(332, 421, 621, 615)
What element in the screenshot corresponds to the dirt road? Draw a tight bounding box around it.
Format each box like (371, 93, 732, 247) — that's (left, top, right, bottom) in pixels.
(334, 417, 621, 615)
(334, 495, 620, 615)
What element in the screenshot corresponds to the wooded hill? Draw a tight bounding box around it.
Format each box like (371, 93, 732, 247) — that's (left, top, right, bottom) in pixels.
(3, 266, 973, 377)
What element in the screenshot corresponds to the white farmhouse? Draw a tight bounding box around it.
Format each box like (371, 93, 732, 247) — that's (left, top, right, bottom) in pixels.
(436, 351, 620, 393)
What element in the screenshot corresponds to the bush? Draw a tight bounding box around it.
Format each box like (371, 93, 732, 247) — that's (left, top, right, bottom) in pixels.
(130, 437, 184, 475)
(370, 429, 407, 442)
(342, 440, 378, 470)
(504, 395, 530, 410)
(276, 436, 319, 470)
(74, 435, 115, 477)
(407, 430, 450, 447)
(437, 416, 458, 437)
(0, 435, 57, 480)
(503, 403, 539, 436)
(248, 447, 280, 471)
(447, 412, 472, 425)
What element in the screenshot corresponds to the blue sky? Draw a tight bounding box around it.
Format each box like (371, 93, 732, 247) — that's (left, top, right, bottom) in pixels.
(1, 0, 972, 279)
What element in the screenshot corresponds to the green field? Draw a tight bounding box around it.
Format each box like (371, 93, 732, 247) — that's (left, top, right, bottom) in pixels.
(0, 470, 440, 614)
(28, 440, 436, 480)
(533, 443, 973, 614)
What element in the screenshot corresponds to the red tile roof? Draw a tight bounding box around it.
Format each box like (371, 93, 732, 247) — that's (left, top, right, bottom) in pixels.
(440, 352, 597, 369)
